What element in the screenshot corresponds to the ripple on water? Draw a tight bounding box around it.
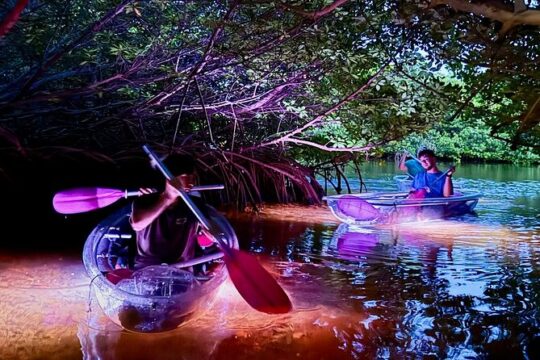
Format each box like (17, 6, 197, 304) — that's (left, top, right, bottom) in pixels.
(2, 167, 539, 360)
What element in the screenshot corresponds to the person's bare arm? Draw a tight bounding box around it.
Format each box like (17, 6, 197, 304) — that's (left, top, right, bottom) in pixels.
(443, 167, 455, 197)
(398, 151, 408, 171)
(130, 181, 178, 231)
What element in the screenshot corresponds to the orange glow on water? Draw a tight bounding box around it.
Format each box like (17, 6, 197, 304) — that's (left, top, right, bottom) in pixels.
(378, 219, 518, 247)
(227, 204, 340, 225)
(0, 253, 89, 359)
(0, 250, 368, 360)
(1, 205, 538, 359)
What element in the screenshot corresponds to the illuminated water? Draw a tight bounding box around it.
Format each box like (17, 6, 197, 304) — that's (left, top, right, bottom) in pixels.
(1, 162, 539, 359)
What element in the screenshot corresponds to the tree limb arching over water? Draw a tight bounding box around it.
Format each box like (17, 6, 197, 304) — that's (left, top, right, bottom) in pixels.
(0, 0, 538, 207)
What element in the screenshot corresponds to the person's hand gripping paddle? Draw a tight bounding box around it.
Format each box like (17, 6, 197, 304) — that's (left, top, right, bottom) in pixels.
(408, 165, 455, 199)
(143, 145, 292, 314)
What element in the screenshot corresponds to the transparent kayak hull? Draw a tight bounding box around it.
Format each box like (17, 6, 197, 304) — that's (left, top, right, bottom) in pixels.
(393, 175, 413, 192)
(83, 206, 238, 333)
(323, 191, 481, 225)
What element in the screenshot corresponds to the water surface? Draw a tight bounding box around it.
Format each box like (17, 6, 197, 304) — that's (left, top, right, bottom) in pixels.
(1, 162, 539, 359)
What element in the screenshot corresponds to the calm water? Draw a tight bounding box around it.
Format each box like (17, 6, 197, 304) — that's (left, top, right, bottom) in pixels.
(1, 162, 539, 359)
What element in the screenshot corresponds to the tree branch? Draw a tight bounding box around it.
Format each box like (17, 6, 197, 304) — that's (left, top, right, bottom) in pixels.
(249, 60, 390, 150)
(282, 138, 377, 152)
(0, 0, 29, 38)
(14, 0, 135, 99)
(279, 0, 350, 21)
(431, 0, 540, 34)
(144, 2, 238, 107)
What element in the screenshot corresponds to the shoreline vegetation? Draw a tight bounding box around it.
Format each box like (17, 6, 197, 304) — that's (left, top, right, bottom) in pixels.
(382, 154, 540, 165)
(380, 117, 540, 165)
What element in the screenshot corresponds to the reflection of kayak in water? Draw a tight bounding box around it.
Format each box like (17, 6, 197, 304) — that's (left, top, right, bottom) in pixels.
(83, 205, 238, 333)
(328, 223, 394, 260)
(323, 191, 481, 225)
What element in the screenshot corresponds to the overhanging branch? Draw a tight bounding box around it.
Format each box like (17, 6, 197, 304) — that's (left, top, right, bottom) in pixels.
(431, 0, 540, 34)
(248, 60, 391, 150)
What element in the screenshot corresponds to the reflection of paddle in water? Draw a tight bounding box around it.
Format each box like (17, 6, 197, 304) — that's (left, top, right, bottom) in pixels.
(328, 224, 395, 260)
(336, 230, 379, 256)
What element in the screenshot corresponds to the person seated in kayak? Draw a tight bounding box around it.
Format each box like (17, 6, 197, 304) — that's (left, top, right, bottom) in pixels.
(410, 149, 455, 198)
(398, 150, 424, 179)
(130, 153, 211, 269)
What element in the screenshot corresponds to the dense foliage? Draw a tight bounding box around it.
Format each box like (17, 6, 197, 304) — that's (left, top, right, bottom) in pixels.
(0, 0, 538, 206)
(387, 117, 540, 163)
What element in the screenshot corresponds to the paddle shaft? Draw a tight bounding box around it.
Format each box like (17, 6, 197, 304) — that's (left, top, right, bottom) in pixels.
(430, 166, 454, 188)
(142, 145, 292, 314)
(142, 145, 229, 252)
(403, 149, 420, 163)
(414, 166, 455, 194)
(127, 184, 224, 198)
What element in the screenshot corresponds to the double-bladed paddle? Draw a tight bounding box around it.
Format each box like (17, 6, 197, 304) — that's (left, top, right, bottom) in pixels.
(142, 145, 292, 314)
(53, 185, 224, 214)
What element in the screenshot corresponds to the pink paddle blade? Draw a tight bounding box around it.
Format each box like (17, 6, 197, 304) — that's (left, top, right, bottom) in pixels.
(53, 187, 125, 214)
(337, 195, 380, 221)
(224, 248, 292, 314)
(197, 233, 214, 247)
(105, 268, 134, 285)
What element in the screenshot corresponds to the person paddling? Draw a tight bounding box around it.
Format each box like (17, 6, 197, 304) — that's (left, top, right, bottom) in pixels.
(130, 153, 212, 269)
(410, 149, 455, 198)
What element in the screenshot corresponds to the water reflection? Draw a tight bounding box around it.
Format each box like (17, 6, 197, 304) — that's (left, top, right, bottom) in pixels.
(319, 221, 540, 358)
(1, 163, 539, 359)
(78, 273, 369, 360)
(328, 224, 394, 259)
(0, 254, 89, 359)
(2, 217, 539, 359)
(75, 205, 539, 359)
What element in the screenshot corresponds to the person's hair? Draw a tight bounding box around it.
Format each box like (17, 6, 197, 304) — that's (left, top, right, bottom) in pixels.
(417, 149, 436, 158)
(163, 153, 196, 176)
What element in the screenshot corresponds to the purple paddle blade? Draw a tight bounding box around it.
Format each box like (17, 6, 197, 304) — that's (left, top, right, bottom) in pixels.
(337, 195, 380, 221)
(53, 187, 124, 214)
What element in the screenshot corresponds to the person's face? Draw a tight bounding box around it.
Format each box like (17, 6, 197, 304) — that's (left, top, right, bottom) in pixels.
(419, 154, 436, 171)
(178, 173, 195, 190)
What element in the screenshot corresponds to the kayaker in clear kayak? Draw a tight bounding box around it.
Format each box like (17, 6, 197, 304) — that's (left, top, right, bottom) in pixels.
(130, 153, 212, 269)
(410, 149, 455, 198)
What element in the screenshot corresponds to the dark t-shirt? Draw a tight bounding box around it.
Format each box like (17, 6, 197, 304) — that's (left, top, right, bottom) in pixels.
(412, 171, 446, 198)
(132, 194, 205, 269)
